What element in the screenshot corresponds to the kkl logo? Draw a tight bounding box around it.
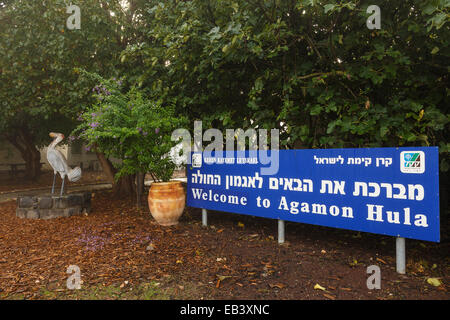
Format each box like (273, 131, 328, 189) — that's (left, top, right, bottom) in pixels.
(400, 151, 425, 174)
(171, 121, 280, 176)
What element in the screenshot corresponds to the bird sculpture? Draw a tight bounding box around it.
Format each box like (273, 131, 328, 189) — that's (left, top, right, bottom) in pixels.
(47, 132, 82, 196)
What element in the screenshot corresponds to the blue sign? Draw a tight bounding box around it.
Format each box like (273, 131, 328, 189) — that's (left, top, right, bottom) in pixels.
(187, 147, 440, 242)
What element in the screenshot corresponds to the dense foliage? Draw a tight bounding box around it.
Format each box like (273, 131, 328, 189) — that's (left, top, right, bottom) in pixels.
(121, 0, 449, 170)
(72, 73, 187, 182)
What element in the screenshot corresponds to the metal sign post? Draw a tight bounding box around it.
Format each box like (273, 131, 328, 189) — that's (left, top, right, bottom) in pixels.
(278, 219, 285, 244)
(396, 237, 406, 274)
(202, 208, 208, 227)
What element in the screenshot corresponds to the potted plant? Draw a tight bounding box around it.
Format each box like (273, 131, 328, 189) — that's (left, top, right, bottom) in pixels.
(73, 73, 188, 225)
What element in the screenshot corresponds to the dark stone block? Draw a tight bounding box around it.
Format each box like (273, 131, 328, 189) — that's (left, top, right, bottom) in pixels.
(68, 194, 83, 207)
(83, 205, 92, 214)
(83, 192, 92, 202)
(26, 209, 40, 219)
(38, 197, 53, 209)
(53, 197, 69, 209)
(67, 206, 82, 216)
(40, 209, 56, 220)
(39, 209, 51, 219)
(61, 208, 71, 218)
(16, 192, 93, 220)
(16, 208, 27, 218)
(19, 196, 36, 208)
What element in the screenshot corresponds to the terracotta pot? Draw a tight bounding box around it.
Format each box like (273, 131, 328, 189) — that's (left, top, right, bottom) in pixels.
(148, 181, 186, 226)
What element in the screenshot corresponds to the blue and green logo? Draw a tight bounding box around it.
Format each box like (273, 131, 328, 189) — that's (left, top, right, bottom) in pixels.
(404, 152, 421, 167)
(400, 151, 425, 173)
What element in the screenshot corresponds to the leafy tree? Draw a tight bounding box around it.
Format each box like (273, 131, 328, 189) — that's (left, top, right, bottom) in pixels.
(72, 73, 187, 183)
(122, 0, 448, 162)
(0, 0, 126, 179)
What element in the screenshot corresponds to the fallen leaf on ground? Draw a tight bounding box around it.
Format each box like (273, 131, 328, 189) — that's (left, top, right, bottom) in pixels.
(341, 287, 352, 291)
(269, 283, 285, 289)
(349, 259, 358, 267)
(427, 278, 442, 287)
(216, 275, 232, 281)
(323, 293, 335, 300)
(376, 257, 387, 264)
(314, 283, 326, 291)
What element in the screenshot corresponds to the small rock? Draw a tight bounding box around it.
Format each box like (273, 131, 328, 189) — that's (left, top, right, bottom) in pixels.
(146, 243, 155, 251)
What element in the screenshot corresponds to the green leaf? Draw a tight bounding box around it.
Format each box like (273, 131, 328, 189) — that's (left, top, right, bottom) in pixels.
(423, 4, 437, 15)
(432, 13, 447, 29)
(324, 4, 336, 13)
(326, 121, 337, 134)
(310, 105, 322, 116)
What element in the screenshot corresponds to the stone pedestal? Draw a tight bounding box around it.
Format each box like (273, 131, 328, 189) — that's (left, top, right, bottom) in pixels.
(16, 192, 92, 219)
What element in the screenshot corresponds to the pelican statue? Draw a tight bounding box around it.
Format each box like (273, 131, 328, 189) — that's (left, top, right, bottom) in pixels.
(47, 132, 82, 196)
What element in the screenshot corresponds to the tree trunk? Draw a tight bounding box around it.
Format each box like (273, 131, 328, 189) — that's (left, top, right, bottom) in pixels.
(4, 128, 41, 181)
(96, 152, 115, 183)
(136, 172, 145, 208)
(24, 147, 41, 181)
(95, 152, 136, 197)
(115, 174, 136, 197)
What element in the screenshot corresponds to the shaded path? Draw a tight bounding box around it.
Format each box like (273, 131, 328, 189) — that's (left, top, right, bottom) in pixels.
(0, 183, 112, 203)
(0, 178, 187, 203)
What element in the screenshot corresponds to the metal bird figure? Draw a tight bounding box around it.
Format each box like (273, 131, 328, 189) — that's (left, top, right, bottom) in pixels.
(47, 132, 82, 196)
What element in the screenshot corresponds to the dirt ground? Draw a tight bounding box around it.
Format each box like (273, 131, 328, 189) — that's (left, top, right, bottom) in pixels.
(0, 187, 448, 300)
